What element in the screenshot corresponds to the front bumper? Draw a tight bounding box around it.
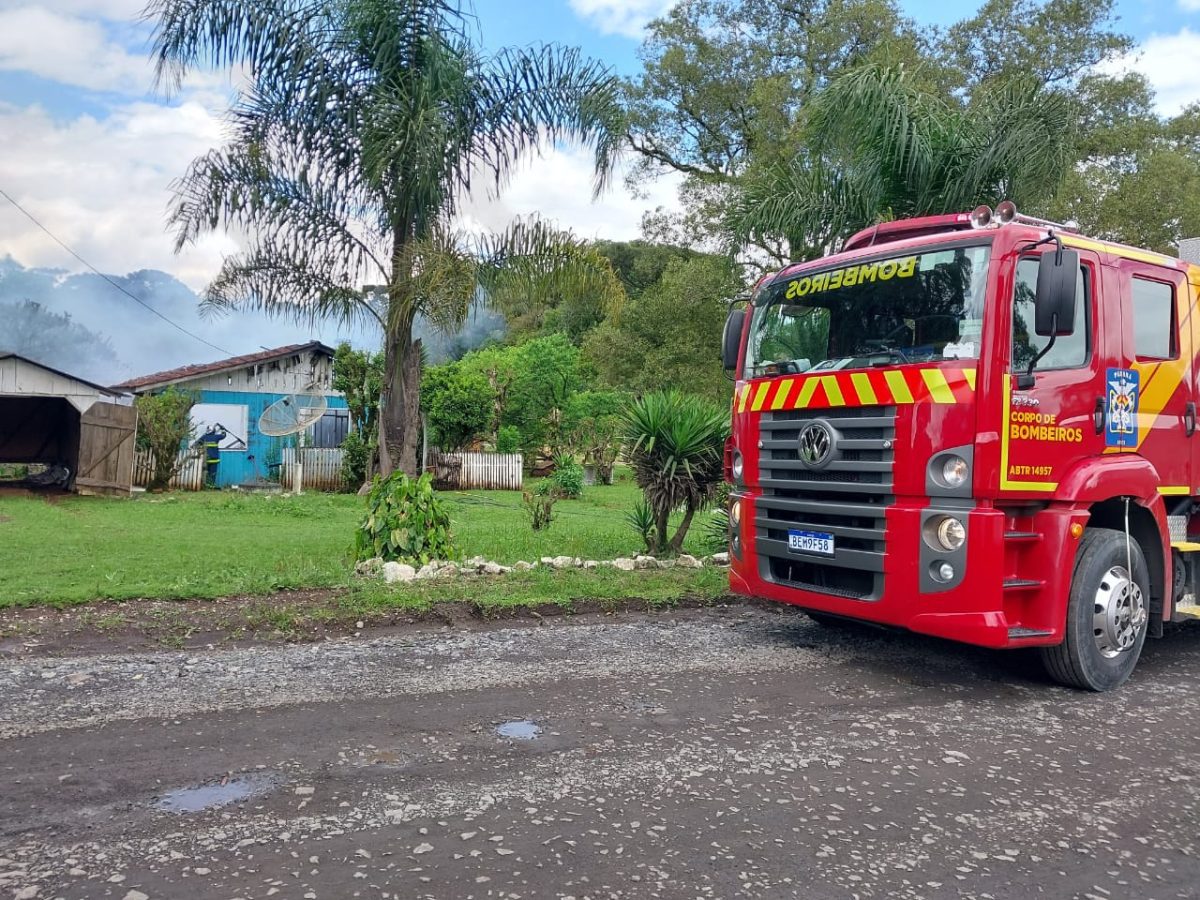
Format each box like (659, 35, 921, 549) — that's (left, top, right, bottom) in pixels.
(730, 495, 1077, 649)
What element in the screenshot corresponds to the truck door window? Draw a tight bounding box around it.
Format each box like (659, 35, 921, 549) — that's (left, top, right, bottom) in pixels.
(1131, 277, 1177, 360)
(1011, 257, 1088, 371)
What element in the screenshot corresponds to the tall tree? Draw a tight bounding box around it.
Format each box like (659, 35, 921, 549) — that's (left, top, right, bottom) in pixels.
(626, 0, 1137, 263)
(149, 0, 624, 476)
(726, 64, 1076, 263)
(1048, 103, 1200, 255)
(624, 0, 922, 257)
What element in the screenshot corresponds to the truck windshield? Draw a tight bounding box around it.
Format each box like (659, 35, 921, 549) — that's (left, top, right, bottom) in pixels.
(746, 244, 991, 377)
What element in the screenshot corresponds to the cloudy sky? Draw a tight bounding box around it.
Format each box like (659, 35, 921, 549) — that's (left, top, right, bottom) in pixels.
(1, 0, 1198, 369)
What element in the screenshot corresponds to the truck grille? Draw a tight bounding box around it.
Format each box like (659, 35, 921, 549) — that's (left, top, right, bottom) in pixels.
(755, 405, 895, 600)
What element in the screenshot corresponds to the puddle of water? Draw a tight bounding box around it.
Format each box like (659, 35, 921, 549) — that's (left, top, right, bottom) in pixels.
(495, 719, 542, 740)
(157, 772, 280, 813)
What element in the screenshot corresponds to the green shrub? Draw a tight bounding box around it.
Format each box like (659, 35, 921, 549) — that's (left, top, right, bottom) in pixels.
(703, 481, 732, 553)
(521, 481, 558, 531)
(422, 362, 494, 452)
(549, 453, 584, 499)
(135, 387, 196, 491)
(495, 425, 521, 454)
(355, 472, 457, 563)
(340, 429, 371, 491)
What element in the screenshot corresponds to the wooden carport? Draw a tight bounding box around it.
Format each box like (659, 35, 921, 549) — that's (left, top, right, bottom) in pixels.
(0, 354, 138, 496)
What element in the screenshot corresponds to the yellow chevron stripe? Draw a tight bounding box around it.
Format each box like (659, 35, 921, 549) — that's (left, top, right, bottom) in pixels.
(1159, 486, 1190, 495)
(884, 370, 913, 404)
(963, 368, 977, 390)
(850, 372, 877, 405)
(770, 378, 794, 410)
(750, 381, 771, 412)
(922, 368, 955, 404)
(794, 377, 819, 409)
(736, 383, 750, 413)
(821, 375, 845, 407)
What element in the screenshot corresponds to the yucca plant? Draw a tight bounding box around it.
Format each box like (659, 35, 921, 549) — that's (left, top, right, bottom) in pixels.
(622, 391, 729, 555)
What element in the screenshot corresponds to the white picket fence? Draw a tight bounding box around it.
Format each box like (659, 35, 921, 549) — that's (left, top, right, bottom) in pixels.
(133, 449, 204, 491)
(432, 450, 523, 490)
(280, 448, 345, 492)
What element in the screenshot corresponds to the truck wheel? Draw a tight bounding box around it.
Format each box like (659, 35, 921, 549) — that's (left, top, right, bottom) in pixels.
(1040, 527, 1150, 692)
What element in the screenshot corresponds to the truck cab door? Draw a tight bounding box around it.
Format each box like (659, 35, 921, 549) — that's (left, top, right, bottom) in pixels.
(1002, 248, 1106, 493)
(1115, 259, 1194, 499)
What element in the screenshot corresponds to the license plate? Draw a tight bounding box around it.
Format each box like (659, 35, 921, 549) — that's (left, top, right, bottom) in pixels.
(787, 529, 835, 556)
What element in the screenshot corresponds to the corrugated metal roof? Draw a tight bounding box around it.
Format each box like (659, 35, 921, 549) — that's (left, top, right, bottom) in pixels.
(112, 341, 336, 391)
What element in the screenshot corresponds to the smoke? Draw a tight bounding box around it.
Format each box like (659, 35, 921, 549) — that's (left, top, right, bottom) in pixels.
(0, 256, 506, 384)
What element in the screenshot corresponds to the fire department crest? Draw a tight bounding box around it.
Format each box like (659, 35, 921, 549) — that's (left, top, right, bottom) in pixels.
(1105, 367, 1140, 448)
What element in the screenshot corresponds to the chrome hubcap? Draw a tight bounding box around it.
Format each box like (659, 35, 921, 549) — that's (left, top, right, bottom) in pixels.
(1093, 565, 1146, 659)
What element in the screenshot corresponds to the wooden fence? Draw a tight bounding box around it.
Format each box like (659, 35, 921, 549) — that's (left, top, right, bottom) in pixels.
(133, 446, 522, 493)
(280, 448, 345, 492)
(133, 449, 204, 491)
(432, 450, 523, 490)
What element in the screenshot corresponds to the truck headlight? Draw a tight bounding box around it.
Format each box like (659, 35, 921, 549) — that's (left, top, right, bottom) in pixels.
(730, 498, 742, 527)
(732, 451, 744, 482)
(941, 455, 969, 488)
(935, 516, 966, 551)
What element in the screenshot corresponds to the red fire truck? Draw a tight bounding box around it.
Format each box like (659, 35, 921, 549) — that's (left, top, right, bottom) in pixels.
(721, 202, 1200, 691)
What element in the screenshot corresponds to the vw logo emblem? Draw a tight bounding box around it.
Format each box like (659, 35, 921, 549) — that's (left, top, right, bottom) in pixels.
(798, 422, 834, 468)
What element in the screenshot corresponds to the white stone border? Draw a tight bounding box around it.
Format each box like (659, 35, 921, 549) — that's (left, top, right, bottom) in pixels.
(356, 553, 730, 584)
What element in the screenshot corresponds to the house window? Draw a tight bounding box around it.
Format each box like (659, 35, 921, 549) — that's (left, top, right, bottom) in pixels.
(310, 409, 350, 448)
(1131, 277, 1177, 361)
(190, 403, 249, 451)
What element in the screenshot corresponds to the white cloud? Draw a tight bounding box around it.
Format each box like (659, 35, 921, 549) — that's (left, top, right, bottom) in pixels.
(569, 0, 673, 39)
(458, 144, 683, 243)
(1105, 27, 1200, 116)
(0, 0, 146, 17)
(1179, 1, 1200, 11)
(0, 6, 155, 93)
(0, 99, 238, 289)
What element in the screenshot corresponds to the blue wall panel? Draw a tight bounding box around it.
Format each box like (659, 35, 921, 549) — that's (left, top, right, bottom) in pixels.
(196, 390, 348, 487)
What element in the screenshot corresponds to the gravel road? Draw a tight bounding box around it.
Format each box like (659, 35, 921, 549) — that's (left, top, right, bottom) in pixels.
(2, 604, 1199, 899)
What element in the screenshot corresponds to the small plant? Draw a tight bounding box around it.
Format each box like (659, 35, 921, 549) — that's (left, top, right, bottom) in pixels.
(522, 481, 557, 530)
(549, 453, 584, 499)
(340, 429, 371, 491)
(625, 499, 655, 553)
(355, 472, 457, 564)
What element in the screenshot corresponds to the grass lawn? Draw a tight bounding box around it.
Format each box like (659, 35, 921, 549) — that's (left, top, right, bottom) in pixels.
(0, 473, 723, 607)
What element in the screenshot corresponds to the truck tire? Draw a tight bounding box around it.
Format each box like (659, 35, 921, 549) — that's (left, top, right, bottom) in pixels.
(1040, 527, 1150, 692)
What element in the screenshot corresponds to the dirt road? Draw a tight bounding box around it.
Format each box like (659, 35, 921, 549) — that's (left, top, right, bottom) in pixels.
(3, 604, 1199, 899)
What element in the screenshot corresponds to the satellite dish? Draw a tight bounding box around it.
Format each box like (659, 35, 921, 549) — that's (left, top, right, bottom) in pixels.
(258, 386, 329, 437)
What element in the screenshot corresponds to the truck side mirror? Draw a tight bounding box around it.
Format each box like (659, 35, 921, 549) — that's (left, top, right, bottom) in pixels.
(1034, 249, 1079, 337)
(722, 307, 747, 373)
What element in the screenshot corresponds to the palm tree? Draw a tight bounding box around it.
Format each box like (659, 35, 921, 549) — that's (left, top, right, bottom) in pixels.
(622, 391, 729, 555)
(727, 63, 1076, 262)
(147, 0, 625, 477)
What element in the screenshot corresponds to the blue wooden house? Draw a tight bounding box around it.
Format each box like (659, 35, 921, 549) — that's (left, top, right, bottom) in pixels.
(113, 341, 349, 488)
